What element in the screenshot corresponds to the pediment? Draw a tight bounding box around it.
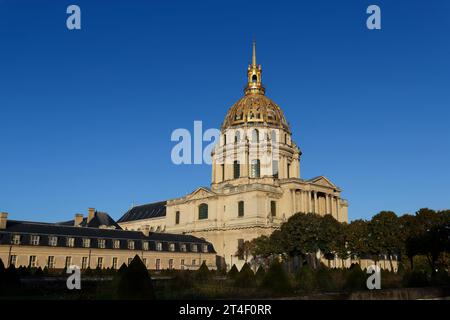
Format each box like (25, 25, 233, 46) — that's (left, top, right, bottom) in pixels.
(186, 187, 216, 201)
(308, 176, 337, 189)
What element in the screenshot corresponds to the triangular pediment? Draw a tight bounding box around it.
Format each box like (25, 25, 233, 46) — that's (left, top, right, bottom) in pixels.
(186, 187, 216, 201)
(308, 176, 337, 189)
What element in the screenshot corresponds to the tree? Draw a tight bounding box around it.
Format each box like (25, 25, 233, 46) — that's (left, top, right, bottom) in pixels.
(196, 261, 210, 282)
(115, 255, 154, 300)
(368, 211, 401, 269)
(279, 213, 322, 267)
(235, 240, 253, 263)
(318, 215, 348, 263)
(346, 219, 370, 263)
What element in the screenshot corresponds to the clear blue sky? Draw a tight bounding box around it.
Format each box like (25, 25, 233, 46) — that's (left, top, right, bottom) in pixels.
(0, 0, 449, 222)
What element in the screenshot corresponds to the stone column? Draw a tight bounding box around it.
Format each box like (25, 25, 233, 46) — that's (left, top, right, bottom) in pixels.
(313, 191, 318, 214)
(335, 197, 340, 221)
(325, 194, 330, 214)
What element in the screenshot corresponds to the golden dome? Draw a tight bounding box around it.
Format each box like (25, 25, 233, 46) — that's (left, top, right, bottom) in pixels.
(221, 42, 290, 132)
(222, 93, 290, 131)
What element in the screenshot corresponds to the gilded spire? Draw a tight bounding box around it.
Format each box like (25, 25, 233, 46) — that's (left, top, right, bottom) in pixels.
(245, 41, 265, 95)
(252, 41, 257, 67)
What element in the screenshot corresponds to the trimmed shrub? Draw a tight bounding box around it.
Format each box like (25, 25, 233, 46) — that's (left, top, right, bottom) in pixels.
(344, 264, 366, 291)
(255, 266, 266, 283)
(115, 255, 155, 300)
(196, 261, 210, 281)
(261, 260, 292, 294)
(430, 269, 450, 286)
(227, 264, 239, 280)
(316, 267, 335, 291)
(295, 264, 316, 293)
(234, 263, 256, 288)
(404, 270, 429, 287)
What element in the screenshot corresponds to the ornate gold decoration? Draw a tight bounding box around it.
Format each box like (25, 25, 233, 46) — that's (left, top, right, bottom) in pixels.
(221, 42, 290, 131)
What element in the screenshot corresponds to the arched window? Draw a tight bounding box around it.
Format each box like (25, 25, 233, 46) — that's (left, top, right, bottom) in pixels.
(250, 159, 260, 178)
(233, 160, 240, 179)
(238, 201, 244, 217)
(198, 203, 208, 220)
(252, 74, 257, 83)
(252, 129, 259, 143)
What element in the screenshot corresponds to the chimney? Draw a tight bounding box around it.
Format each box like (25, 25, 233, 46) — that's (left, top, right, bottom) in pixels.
(87, 208, 95, 224)
(142, 225, 150, 237)
(0, 212, 7, 229)
(74, 213, 83, 227)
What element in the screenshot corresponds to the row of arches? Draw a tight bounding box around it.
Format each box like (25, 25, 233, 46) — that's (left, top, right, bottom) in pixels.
(223, 129, 288, 146)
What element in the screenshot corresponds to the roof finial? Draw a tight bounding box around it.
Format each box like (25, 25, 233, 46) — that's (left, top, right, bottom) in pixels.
(252, 40, 257, 67)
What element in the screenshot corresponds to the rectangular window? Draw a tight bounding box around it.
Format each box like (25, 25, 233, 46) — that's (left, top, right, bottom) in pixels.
(192, 259, 196, 266)
(81, 257, 88, 269)
(82, 238, 90, 248)
(237, 239, 244, 260)
(202, 244, 208, 253)
(191, 244, 198, 252)
(10, 255, 17, 266)
(48, 236, 58, 246)
(169, 243, 175, 252)
(221, 164, 225, 181)
(113, 240, 120, 249)
(251, 159, 260, 178)
(30, 235, 40, 246)
(128, 241, 135, 250)
(180, 259, 185, 270)
(29, 256, 37, 268)
(48, 256, 55, 269)
(65, 256, 72, 268)
(272, 160, 279, 178)
(12, 234, 21, 245)
(180, 243, 187, 252)
(169, 259, 174, 270)
(156, 242, 162, 251)
(112, 257, 118, 269)
(142, 241, 149, 251)
(271, 201, 276, 217)
(155, 259, 161, 270)
(287, 163, 290, 178)
(238, 201, 244, 217)
(98, 239, 106, 249)
(97, 257, 103, 269)
(233, 160, 240, 179)
(175, 211, 180, 225)
(67, 237, 75, 247)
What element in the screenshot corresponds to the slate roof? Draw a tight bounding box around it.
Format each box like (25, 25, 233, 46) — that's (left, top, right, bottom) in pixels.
(117, 201, 167, 223)
(57, 211, 122, 229)
(0, 220, 216, 253)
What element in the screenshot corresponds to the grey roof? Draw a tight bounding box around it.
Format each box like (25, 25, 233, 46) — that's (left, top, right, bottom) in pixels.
(57, 211, 122, 229)
(117, 201, 167, 223)
(0, 220, 216, 253)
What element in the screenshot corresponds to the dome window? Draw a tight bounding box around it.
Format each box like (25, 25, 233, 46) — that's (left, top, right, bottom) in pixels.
(252, 74, 257, 83)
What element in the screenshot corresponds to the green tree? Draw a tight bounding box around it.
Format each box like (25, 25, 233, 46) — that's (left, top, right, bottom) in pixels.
(227, 264, 239, 280)
(346, 219, 370, 263)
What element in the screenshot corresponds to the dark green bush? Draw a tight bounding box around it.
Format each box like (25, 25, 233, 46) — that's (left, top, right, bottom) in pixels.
(227, 264, 239, 280)
(316, 267, 335, 291)
(234, 263, 256, 288)
(430, 269, 450, 286)
(344, 264, 366, 291)
(115, 255, 155, 299)
(196, 261, 210, 282)
(404, 270, 429, 287)
(261, 260, 292, 294)
(295, 264, 316, 292)
(255, 266, 266, 283)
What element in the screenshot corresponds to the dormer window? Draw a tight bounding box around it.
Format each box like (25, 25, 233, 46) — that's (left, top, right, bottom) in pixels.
(156, 242, 162, 251)
(128, 240, 135, 250)
(98, 239, 106, 249)
(191, 244, 198, 252)
(30, 235, 40, 246)
(82, 238, 91, 248)
(180, 243, 187, 252)
(12, 234, 21, 245)
(143, 241, 149, 251)
(67, 237, 75, 247)
(49, 236, 58, 247)
(202, 244, 208, 253)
